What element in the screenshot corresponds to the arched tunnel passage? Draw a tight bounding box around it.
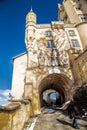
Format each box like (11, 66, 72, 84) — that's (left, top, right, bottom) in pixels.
(39, 73, 72, 108)
(42, 89, 64, 108)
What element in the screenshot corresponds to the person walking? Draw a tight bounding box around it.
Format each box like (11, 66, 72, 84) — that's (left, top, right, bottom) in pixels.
(67, 99, 80, 129)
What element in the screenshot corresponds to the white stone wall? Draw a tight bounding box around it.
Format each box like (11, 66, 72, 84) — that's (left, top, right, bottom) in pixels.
(11, 53, 27, 99)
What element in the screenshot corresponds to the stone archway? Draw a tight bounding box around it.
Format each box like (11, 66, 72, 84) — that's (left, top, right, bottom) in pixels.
(38, 73, 72, 108)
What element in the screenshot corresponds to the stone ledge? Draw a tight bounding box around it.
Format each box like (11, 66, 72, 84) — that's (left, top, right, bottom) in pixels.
(0, 99, 31, 112)
(0, 103, 20, 112)
(9, 99, 31, 104)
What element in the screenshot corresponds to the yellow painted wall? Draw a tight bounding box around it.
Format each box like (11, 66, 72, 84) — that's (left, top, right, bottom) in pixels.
(0, 102, 32, 130)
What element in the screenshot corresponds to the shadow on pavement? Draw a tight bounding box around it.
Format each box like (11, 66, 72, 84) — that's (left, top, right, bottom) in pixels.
(79, 123, 87, 128)
(41, 106, 68, 115)
(56, 118, 73, 128)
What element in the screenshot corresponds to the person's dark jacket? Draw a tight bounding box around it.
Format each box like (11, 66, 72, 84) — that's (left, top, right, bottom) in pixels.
(67, 101, 79, 119)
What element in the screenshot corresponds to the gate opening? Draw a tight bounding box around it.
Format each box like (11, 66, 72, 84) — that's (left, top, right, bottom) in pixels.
(39, 73, 72, 108)
(42, 89, 63, 108)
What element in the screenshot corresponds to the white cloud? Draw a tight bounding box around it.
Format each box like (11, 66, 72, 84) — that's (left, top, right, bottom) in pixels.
(0, 89, 10, 97)
(2, 89, 10, 97)
(0, 97, 7, 101)
(0, 97, 2, 100)
(0, 89, 11, 105)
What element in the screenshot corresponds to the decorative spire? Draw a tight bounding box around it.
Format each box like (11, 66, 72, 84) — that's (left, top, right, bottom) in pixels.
(30, 6, 33, 12)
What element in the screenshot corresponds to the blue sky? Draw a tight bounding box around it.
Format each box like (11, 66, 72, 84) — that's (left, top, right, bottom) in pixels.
(0, 0, 62, 92)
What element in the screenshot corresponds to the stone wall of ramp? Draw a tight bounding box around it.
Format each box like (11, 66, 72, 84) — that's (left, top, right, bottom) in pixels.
(0, 100, 32, 130)
(68, 48, 87, 91)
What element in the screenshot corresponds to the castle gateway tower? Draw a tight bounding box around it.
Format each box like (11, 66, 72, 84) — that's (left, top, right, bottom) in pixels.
(11, 0, 87, 115)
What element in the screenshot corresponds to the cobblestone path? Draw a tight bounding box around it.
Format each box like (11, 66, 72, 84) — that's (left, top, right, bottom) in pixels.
(24, 108, 87, 130)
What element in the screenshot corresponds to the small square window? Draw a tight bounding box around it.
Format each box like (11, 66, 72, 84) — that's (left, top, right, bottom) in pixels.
(46, 31, 52, 37)
(76, 6, 80, 10)
(80, 15, 87, 22)
(68, 30, 76, 36)
(47, 40, 54, 48)
(71, 39, 80, 47)
(75, 4, 81, 10)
